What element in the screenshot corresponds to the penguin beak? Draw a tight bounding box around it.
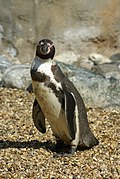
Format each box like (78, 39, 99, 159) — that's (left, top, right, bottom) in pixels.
(41, 44, 49, 54)
(39, 43, 54, 55)
(47, 44, 53, 54)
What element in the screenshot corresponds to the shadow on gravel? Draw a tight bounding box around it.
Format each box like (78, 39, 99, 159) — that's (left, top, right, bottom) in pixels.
(0, 140, 90, 155)
(0, 140, 55, 151)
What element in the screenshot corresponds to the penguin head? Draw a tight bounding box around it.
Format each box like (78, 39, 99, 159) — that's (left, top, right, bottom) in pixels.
(36, 39, 55, 60)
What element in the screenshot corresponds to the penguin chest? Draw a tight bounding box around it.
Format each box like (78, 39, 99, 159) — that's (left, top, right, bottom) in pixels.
(32, 81, 61, 117)
(32, 81, 71, 143)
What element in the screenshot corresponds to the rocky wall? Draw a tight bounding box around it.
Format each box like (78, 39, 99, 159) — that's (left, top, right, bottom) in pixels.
(0, 0, 120, 63)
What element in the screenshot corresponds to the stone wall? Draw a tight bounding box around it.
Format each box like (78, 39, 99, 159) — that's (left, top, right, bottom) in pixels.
(0, 0, 120, 63)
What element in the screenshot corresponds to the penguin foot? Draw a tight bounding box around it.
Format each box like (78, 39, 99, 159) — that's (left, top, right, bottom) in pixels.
(54, 146, 76, 157)
(54, 139, 66, 152)
(54, 153, 72, 157)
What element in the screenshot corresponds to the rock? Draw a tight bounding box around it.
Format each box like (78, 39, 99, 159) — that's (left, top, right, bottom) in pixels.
(3, 64, 31, 89)
(0, 24, 4, 33)
(0, 55, 12, 73)
(88, 53, 111, 65)
(79, 58, 94, 70)
(58, 62, 120, 109)
(0, 24, 4, 41)
(0, 71, 3, 86)
(1, 62, 120, 109)
(0, 0, 120, 63)
(0, 55, 12, 86)
(109, 53, 120, 62)
(105, 71, 120, 81)
(88, 53, 120, 81)
(6, 46, 17, 58)
(55, 51, 78, 64)
(92, 62, 120, 80)
(63, 26, 101, 42)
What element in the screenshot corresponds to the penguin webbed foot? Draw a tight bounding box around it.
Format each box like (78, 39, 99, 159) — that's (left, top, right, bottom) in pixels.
(54, 139, 66, 152)
(54, 145, 76, 157)
(63, 146, 76, 157)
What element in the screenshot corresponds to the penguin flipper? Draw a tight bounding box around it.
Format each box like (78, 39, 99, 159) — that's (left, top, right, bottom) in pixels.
(64, 91, 76, 140)
(32, 99, 46, 133)
(26, 83, 33, 93)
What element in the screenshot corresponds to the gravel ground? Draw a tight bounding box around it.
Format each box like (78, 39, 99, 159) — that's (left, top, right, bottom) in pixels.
(0, 87, 119, 179)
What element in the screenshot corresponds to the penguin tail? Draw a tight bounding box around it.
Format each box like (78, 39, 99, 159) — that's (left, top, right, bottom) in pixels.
(80, 131, 99, 148)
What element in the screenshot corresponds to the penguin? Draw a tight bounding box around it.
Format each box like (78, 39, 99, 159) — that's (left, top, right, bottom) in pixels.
(30, 39, 99, 156)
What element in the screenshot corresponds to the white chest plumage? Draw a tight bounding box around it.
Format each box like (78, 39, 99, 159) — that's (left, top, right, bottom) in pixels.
(38, 60, 62, 90)
(32, 60, 71, 143)
(32, 81, 61, 118)
(33, 60, 62, 117)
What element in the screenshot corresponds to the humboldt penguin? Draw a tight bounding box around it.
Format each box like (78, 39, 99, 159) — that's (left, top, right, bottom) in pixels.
(30, 39, 98, 156)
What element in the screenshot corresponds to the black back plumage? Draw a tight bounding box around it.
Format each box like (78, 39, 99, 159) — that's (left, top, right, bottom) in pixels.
(51, 64, 99, 148)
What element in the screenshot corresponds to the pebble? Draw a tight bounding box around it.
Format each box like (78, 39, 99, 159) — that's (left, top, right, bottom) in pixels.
(88, 53, 111, 65)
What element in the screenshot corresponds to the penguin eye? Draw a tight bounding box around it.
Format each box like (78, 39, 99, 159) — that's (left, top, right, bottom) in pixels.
(47, 43, 51, 46)
(47, 43, 54, 48)
(40, 42, 44, 45)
